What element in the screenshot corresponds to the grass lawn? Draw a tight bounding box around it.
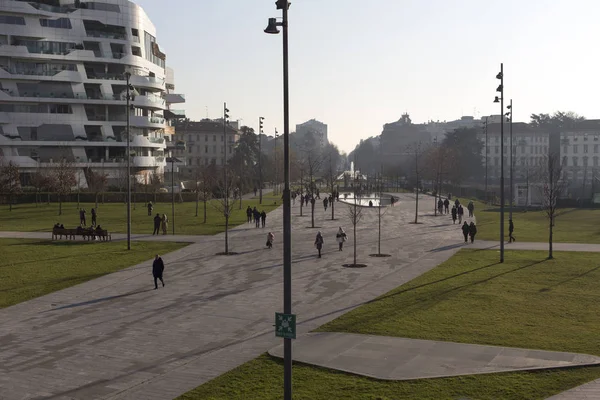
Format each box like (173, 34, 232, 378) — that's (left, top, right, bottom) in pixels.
(0, 194, 281, 235)
(0, 238, 188, 308)
(179, 250, 600, 399)
(454, 197, 600, 244)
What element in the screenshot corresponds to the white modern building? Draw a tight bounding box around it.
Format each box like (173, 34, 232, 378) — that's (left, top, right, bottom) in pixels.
(0, 0, 184, 187)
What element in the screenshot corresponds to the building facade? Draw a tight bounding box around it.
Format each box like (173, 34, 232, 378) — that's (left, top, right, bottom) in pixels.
(173, 119, 239, 177)
(295, 119, 328, 148)
(0, 0, 184, 186)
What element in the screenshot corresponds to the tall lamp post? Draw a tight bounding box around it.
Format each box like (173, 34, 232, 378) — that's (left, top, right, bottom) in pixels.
(274, 128, 279, 195)
(259, 117, 264, 204)
(493, 63, 505, 262)
(482, 117, 488, 203)
(505, 100, 513, 221)
(265, 2, 293, 399)
(223, 102, 230, 252)
(124, 72, 134, 250)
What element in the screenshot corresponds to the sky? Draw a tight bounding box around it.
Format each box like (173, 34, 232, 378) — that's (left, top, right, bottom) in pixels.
(137, 0, 600, 153)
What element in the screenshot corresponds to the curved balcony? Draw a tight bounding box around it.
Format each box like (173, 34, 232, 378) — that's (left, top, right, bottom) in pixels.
(131, 135, 166, 149)
(133, 95, 166, 109)
(132, 156, 166, 167)
(130, 115, 166, 129)
(129, 75, 165, 90)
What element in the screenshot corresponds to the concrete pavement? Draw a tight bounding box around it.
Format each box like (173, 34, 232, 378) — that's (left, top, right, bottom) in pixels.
(0, 193, 464, 400)
(269, 332, 600, 380)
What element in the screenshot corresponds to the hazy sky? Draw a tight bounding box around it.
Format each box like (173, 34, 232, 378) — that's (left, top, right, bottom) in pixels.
(137, 0, 599, 153)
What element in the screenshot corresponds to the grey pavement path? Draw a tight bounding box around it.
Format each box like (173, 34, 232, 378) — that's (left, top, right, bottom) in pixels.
(546, 380, 600, 400)
(471, 240, 600, 252)
(0, 193, 465, 400)
(269, 332, 600, 380)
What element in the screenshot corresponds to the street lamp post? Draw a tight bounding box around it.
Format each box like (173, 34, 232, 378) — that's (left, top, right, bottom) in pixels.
(275, 129, 279, 195)
(125, 72, 133, 250)
(259, 117, 264, 204)
(223, 103, 230, 253)
(505, 100, 513, 221)
(482, 117, 488, 203)
(171, 156, 175, 235)
(265, 3, 293, 399)
(76, 156, 80, 208)
(493, 63, 505, 262)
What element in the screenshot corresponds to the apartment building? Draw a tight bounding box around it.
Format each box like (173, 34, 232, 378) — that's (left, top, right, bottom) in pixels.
(0, 0, 184, 186)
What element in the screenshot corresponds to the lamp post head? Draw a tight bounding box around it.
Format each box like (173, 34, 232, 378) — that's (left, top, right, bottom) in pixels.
(493, 96, 500, 103)
(496, 72, 503, 80)
(496, 84, 503, 92)
(264, 18, 280, 34)
(507, 104, 511, 110)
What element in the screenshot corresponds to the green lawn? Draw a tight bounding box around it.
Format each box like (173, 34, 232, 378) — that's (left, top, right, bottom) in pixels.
(455, 197, 600, 243)
(0, 238, 188, 308)
(180, 250, 600, 399)
(0, 194, 281, 235)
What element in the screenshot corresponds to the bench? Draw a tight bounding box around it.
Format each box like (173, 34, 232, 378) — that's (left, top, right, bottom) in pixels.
(52, 227, 111, 241)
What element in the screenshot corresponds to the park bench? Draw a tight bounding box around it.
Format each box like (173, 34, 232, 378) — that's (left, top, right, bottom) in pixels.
(51, 227, 111, 241)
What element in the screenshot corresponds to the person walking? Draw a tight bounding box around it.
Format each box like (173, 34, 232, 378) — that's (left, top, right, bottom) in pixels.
(152, 254, 165, 289)
(336, 227, 347, 251)
(315, 231, 324, 258)
(79, 208, 86, 227)
(147, 201, 153, 216)
(508, 219, 515, 243)
(260, 210, 267, 228)
(161, 213, 168, 235)
(469, 222, 477, 243)
(443, 198, 450, 214)
(153, 213, 161, 235)
(323, 197, 329, 211)
(458, 205, 464, 224)
(437, 198, 443, 214)
(246, 206, 253, 223)
(454, 198, 460, 210)
(266, 231, 274, 249)
(91, 208, 97, 227)
(253, 207, 260, 228)
(467, 201, 475, 218)
(461, 221, 470, 243)
(451, 205, 457, 224)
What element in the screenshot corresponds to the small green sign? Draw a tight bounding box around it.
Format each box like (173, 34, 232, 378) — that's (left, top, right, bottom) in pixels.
(275, 312, 296, 339)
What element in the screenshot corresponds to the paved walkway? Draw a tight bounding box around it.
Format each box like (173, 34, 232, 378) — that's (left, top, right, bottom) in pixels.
(0, 193, 464, 400)
(472, 240, 600, 252)
(269, 332, 600, 380)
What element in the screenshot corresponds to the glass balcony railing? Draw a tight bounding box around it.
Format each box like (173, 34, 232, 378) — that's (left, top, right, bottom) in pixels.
(86, 31, 127, 40)
(112, 52, 126, 59)
(11, 91, 125, 100)
(0, 65, 77, 77)
(86, 72, 125, 80)
(150, 116, 165, 124)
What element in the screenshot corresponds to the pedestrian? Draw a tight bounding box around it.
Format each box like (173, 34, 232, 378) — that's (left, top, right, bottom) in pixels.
(91, 208, 97, 227)
(509, 219, 515, 243)
(315, 231, 324, 258)
(254, 187, 257, 196)
(153, 213, 161, 235)
(454, 198, 460, 210)
(292, 193, 296, 205)
(253, 207, 260, 228)
(443, 198, 450, 214)
(461, 221, 470, 243)
(161, 213, 168, 235)
(451, 205, 457, 224)
(437, 198, 443, 214)
(323, 197, 329, 211)
(369, 200, 373, 207)
(260, 210, 267, 228)
(458, 204, 464, 224)
(469, 221, 477, 243)
(79, 208, 86, 227)
(336, 227, 347, 251)
(467, 201, 475, 218)
(246, 206, 253, 223)
(152, 254, 165, 289)
(266, 231, 274, 249)
(147, 201, 153, 216)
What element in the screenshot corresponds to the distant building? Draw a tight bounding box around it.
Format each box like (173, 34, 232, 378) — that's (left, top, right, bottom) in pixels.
(295, 119, 328, 148)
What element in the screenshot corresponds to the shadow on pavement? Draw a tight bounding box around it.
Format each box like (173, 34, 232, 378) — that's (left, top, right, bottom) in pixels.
(45, 288, 154, 312)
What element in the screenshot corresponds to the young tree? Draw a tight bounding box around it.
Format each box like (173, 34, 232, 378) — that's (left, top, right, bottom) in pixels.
(212, 165, 236, 254)
(407, 142, 425, 224)
(347, 176, 364, 266)
(30, 167, 53, 206)
(536, 153, 567, 259)
(0, 160, 22, 211)
(197, 163, 216, 222)
(375, 171, 390, 255)
(324, 144, 342, 220)
(86, 168, 108, 209)
(51, 159, 76, 216)
(302, 148, 323, 228)
(148, 171, 163, 203)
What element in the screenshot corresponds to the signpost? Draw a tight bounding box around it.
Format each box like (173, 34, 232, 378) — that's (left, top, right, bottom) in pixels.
(275, 313, 296, 339)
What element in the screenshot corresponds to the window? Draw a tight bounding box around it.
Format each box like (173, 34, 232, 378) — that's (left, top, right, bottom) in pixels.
(573, 157, 578, 167)
(494, 157, 499, 166)
(495, 146, 499, 154)
(573, 145, 578, 154)
(213, 135, 216, 142)
(40, 18, 72, 29)
(213, 145, 217, 154)
(0, 15, 25, 25)
(205, 135, 208, 142)
(229, 146, 233, 154)
(49, 104, 71, 114)
(594, 156, 599, 167)
(205, 145, 209, 153)
(188, 146, 192, 154)
(584, 135, 589, 141)
(132, 46, 142, 57)
(221, 135, 223, 142)
(563, 145, 568, 154)
(562, 156, 568, 166)
(583, 156, 589, 167)
(196, 134, 200, 141)
(584, 144, 589, 153)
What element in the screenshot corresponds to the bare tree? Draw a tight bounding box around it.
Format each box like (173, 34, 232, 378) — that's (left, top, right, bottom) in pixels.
(148, 171, 163, 203)
(376, 171, 390, 255)
(347, 177, 364, 266)
(50, 159, 76, 216)
(324, 144, 342, 220)
(0, 160, 22, 211)
(86, 168, 108, 209)
(30, 167, 53, 206)
(212, 165, 236, 254)
(302, 149, 323, 228)
(536, 153, 567, 259)
(407, 142, 425, 224)
(194, 163, 215, 222)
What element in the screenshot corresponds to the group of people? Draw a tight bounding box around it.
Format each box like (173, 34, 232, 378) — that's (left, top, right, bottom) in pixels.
(313, 227, 347, 258)
(153, 213, 169, 235)
(78, 208, 97, 227)
(246, 206, 268, 228)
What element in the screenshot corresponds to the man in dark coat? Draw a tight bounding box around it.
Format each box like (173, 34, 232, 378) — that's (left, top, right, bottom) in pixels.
(246, 206, 253, 223)
(153, 213, 161, 235)
(152, 254, 165, 289)
(443, 198, 450, 214)
(260, 210, 267, 227)
(461, 221, 470, 243)
(451, 205, 457, 224)
(509, 219, 515, 243)
(91, 208, 97, 227)
(253, 207, 260, 228)
(468, 222, 477, 243)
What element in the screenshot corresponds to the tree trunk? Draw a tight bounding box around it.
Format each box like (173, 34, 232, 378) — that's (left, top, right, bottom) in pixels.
(9, 195, 12, 212)
(353, 206, 357, 266)
(225, 214, 229, 253)
(311, 201, 315, 228)
(47, 192, 50, 205)
(58, 196, 62, 216)
(549, 215, 553, 259)
(203, 198, 207, 223)
(331, 191, 335, 220)
(95, 193, 99, 209)
(378, 202, 381, 255)
(239, 185, 242, 209)
(195, 192, 199, 217)
(414, 184, 419, 224)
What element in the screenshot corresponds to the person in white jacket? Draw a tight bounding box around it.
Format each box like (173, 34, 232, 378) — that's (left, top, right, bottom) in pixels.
(336, 227, 347, 251)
